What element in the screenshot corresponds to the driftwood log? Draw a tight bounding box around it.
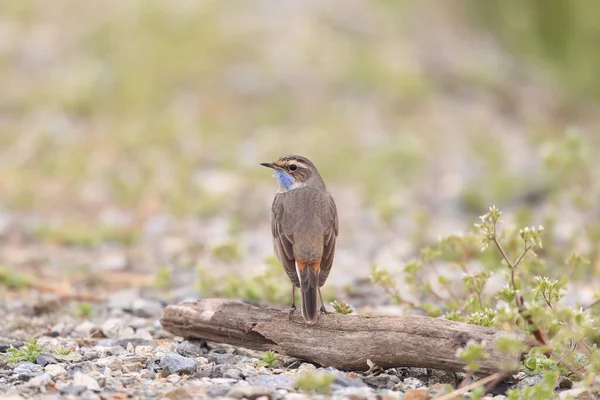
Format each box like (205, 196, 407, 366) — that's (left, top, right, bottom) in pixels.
(160, 299, 523, 374)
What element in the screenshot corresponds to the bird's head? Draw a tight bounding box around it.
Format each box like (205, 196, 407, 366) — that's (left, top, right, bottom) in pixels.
(260, 155, 324, 192)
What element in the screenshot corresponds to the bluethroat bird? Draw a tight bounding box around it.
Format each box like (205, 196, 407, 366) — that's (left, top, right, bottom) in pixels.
(261, 155, 339, 324)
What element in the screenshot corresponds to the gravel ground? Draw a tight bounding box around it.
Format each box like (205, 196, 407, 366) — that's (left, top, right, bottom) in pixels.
(1, 2, 599, 399)
(1, 288, 588, 400)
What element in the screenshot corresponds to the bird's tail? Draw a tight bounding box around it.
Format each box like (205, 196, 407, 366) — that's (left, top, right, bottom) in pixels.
(301, 286, 319, 324)
(298, 261, 320, 324)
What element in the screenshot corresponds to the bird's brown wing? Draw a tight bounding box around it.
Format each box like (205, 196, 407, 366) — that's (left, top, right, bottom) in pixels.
(319, 193, 339, 287)
(271, 194, 300, 287)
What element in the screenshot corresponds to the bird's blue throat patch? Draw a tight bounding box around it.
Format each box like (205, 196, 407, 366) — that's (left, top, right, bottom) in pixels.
(274, 169, 295, 192)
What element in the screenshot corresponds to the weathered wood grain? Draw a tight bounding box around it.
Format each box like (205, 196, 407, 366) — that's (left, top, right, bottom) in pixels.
(160, 299, 522, 374)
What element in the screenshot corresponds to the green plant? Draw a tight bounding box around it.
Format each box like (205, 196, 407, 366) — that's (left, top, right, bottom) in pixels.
(53, 347, 71, 356)
(457, 341, 486, 374)
(331, 300, 354, 315)
(0, 267, 29, 290)
(506, 371, 559, 400)
(371, 205, 600, 396)
(259, 351, 279, 367)
(293, 371, 335, 395)
(35, 224, 138, 247)
(197, 256, 291, 306)
(7, 339, 43, 363)
(211, 242, 241, 262)
(153, 267, 173, 290)
(74, 302, 94, 318)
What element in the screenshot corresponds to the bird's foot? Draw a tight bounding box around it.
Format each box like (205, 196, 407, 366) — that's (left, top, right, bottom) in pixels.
(288, 305, 297, 320)
(319, 305, 330, 314)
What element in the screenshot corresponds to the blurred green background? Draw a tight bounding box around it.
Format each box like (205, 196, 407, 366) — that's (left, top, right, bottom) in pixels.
(1, 0, 599, 301)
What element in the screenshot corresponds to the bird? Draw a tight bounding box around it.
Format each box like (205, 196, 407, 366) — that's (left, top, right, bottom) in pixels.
(261, 155, 339, 324)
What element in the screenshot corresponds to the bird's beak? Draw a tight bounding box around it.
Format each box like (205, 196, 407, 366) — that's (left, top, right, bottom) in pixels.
(260, 162, 276, 169)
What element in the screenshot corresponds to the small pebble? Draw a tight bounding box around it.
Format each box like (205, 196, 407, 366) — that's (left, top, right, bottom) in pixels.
(45, 364, 68, 377)
(25, 373, 52, 388)
(73, 371, 101, 392)
(96, 357, 122, 371)
(36, 353, 58, 367)
(227, 385, 273, 399)
(160, 353, 196, 375)
(177, 340, 207, 357)
(405, 389, 430, 400)
(14, 362, 42, 374)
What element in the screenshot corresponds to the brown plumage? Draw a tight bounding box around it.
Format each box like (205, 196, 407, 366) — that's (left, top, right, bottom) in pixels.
(261, 155, 339, 324)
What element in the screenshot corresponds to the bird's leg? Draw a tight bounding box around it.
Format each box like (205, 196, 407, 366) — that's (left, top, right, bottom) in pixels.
(318, 288, 329, 314)
(288, 286, 297, 320)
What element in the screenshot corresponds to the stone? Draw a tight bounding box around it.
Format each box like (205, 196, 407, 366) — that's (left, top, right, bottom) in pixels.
(428, 383, 454, 398)
(405, 389, 430, 400)
(98, 338, 154, 348)
(58, 385, 87, 396)
(404, 368, 429, 382)
(246, 374, 294, 391)
(17, 373, 39, 382)
(101, 318, 134, 339)
(0, 340, 23, 353)
(362, 374, 399, 389)
(14, 362, 42, 374)
(160, 353, 196, 375)
(54, 351, 82, 363)
(74, 321, 99, 338)
(82, 350, 100, 361)
(395, 377, 426, 392)
(404, 377, 425, 388)
(131, 299, 164, 318)
(428, 369, 456, 386)
(206, 363, 236, 378)
(73, 371, 101, 392)
(227, 385, 274, 399)
(50, 322, 69, 336)
(164, 386, 206, 399)
(319, 367, 366, 390)
(207, 353, 243, 365)
(36, 353, 58, 367)
(379, 393, 403, 400)
(195, 357, 209, 365)
(93, 253, 127, 271)
(207, 384, 233, 398)
(223, 368, 244, 380)
(284, 394, 312, 400)
(69, 361, 95, 375)
(45, 364, 68, 378)
(122, 355, 146, 373)
(80, 391, 101, 400)
(516, 374, 543, 390)
(92, 345, 128, 358)
(40, 395, 61, 400)
(556, 376, 573, 389)
(128, 316, 150, 329)
(25, 373, 52, 388)
(135, 345, 154, 355)
(119, 374, 137, 386)
(176, 340, 207, 357)
(559, 388, 594, 400)
(131, 329, 153, 341)
(209, 378, 240, 385)
(97, 356, 122, 371)
(332, 386, 375, 399)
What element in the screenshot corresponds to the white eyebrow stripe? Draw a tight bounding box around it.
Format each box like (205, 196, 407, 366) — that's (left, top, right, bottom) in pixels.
(277, 160, 308, 169)
(295, 162, 307, 168)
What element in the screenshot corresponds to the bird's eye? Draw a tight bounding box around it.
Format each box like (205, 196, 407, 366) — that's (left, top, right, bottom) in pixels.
(288, 164, 298, 171)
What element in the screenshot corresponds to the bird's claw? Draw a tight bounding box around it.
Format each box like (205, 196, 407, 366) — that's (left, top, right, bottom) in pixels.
(288, 305, 297, 320)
